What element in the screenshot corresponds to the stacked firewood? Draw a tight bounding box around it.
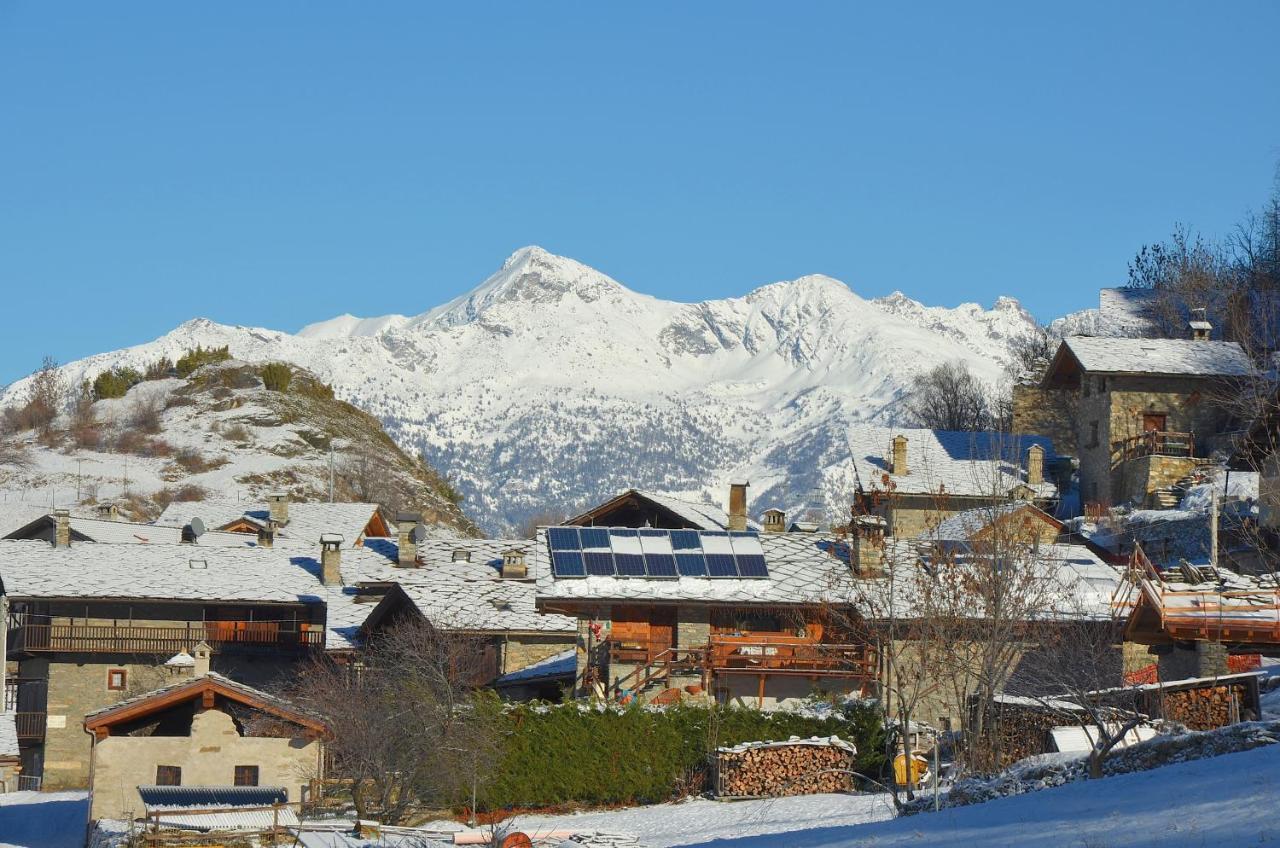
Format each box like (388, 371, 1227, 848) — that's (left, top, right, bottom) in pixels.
(714, 736, 856, 797)
(1161, 683, 1248, 730)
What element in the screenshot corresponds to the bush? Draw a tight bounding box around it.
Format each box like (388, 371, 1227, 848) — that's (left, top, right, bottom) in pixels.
(144, 356, 174, 380)
(220, 422, 252, 442)
(152, 484, 208, 514)
(261, 363, 292, 392)
(92, 367, 143, 400)
(128, 397, 164, 434)
(173, 447, 223, 474)
(175, 345, 231, 378)
(112, 430, 172, 458)
(479, 702, 884, 810)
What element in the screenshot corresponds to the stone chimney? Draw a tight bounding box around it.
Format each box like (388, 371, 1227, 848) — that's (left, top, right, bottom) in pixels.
(320, 533, 344, 586)
(1026, 443, 1045, 487)
(727, 482, 749, 532)
(762, 508, 786, 534)
(192, 641, 212, 677)
(53, 509, 71, 548)
(891, 435, 909, 476)
(850, 514, 887, 578)
(397, 512, 420, 567)
(95, 502, 120, 521)
(1188, 308, 1212, 341)
(501, 548, 528, 579)
(256, 519, 277, 549)
(267, 492, 290, 526)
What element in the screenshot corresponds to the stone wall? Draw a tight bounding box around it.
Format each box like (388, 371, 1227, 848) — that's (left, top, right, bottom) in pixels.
(89, 708, 321, 822)
(501, 634, 576, 675)
(1118, 454, 1199, 506)
(1012, 385, 1078, 455)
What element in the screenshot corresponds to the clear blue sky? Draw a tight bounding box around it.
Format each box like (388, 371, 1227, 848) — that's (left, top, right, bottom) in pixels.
(2, 2, 1279, 385)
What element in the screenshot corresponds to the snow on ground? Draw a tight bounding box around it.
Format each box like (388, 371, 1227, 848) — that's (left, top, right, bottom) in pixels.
(0, 790, 89, 848)
(418, 793, 897, 848)
(677, 743, 1280, 848)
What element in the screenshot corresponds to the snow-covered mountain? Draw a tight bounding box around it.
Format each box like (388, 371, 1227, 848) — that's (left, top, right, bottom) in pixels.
(0, 247, 1041, 533)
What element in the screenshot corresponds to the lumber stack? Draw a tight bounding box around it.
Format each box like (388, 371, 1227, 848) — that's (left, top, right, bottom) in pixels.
(714, 736, 856, 798)
(1161, 682, 1247, 730)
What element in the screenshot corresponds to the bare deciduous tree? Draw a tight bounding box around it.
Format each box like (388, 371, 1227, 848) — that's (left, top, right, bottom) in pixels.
(905, 361, 996, 432)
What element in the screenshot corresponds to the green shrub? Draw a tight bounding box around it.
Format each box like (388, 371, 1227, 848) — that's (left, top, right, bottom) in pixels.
(479, 701, 884, 810)
(261, 363, 293, 392)
(92, 367, 143, 400)
(144, 356, 174, 380)
(175, 345, 231, 377)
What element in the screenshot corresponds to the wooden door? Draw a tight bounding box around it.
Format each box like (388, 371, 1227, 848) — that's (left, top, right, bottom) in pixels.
(1142, 413, 1167, 433)
(650, 607, 676, 651)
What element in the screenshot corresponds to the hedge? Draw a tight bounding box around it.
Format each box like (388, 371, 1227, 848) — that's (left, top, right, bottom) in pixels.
(479, 701, 885, 809)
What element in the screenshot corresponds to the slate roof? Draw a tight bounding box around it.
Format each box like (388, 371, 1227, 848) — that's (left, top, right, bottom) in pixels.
(493, 649, 577, 686)
(67, 516, 257, 547)
(534, 530, 1120, 620)
(924, 503, 1062, 541)
(83, 671, 314, 727)
(0, 503, 58, 537)
(153, 500, 389, 549)
(1060, 336, 1254, 377)
(636, 491, 763, 532)
(847, 425, 1057, 500)
(0, 711, 18, 759)
(362, 539, 576, 634)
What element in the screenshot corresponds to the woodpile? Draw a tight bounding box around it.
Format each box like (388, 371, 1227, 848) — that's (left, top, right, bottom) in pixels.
(714, 736, 856, 798)
(1160, 682, 1249, 730)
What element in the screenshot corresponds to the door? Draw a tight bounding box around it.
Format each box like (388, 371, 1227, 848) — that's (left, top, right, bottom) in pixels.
(1142, 413, 1167, 433)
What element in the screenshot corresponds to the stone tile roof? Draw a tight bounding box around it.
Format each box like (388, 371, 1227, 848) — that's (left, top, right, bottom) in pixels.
(494, 649, 577, 686)
(83, 671, 312, 727)
(1062, 336, 1254, 377)
(68, 516, 256, 547)
(153, 500, 388, 549)
(924, 503, 1062, 541)
(534, 530, 1120, 621)
(847, 425, 1057, 499)
(635, 491, 762, 531)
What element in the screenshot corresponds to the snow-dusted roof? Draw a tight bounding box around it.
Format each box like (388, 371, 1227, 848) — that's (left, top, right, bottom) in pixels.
(636, 491, 762, 532)
(67, 516, 257, 547)
(847, 425, 1057, 500)
(924, 503, 1062, 541)
(363, 539, 576, 634)
(1061, 336, 1254, 377)
(494, 649, 577, 686)
(0, 503, 57, 538)
(534, 531, 1120, 621)
(83, 671, 312, 727)
(0, 711, 18, 760)
(153, 499, 388, 549)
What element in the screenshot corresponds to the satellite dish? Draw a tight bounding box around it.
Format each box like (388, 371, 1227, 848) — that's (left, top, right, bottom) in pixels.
(412, 524, 428, 545)
(189, 517, 206, 538)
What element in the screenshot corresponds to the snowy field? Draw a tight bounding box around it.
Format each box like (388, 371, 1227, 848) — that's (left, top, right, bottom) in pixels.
(679, 743, 1280, 848)
(0, 790, 88, 848)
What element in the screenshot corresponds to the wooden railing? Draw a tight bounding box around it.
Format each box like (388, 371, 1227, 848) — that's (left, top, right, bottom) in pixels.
(14, 711, 46, 740)
(12, 621, 325, 654)
(1116, 430, 1195, 460)
(708, 636, 875, 677)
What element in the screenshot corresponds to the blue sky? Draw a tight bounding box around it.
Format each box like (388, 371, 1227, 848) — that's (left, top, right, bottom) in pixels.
(2, 2, 1279, 385)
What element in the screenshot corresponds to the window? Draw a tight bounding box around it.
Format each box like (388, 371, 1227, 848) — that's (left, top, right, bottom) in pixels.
(106, 669, 127, 691)
(156, 765, 182, 786)
(234, 765, 260, 787)
(1088, 421, 1099, 449)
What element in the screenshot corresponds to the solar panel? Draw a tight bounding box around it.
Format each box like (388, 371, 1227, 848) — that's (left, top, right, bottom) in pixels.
(544, 527, 770, 580)
(548, 527, 581, 551)
(551, 550, 586, 577)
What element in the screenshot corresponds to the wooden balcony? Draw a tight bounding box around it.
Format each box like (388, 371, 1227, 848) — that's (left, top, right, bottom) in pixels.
(1116, 430, 1195, 461)
(606, 636, 875, 681)
(14, 711, 46, 741)
(10, 621, 325, 655)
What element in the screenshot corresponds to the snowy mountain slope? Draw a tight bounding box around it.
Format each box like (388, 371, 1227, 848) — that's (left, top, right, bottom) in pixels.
(0, 247, 1040, 534)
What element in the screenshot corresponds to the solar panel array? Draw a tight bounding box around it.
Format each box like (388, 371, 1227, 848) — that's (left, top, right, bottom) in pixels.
(547, 527, 769, 579)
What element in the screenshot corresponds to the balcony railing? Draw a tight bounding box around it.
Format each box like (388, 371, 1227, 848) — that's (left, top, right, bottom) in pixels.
(14, 711, 46, 741)
(606, 637, 875, 680)
(10, 621, 325, 655)
(1116, 430, 1195, 461)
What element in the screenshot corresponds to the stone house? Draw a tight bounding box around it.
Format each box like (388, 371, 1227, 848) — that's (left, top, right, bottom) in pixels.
(923, 502, 1063, 547)
(566, 487, 762, 532)
(82, 647, 325, 823)
(1038, 324, 1254, 508)
(847, 425, 1058, 538)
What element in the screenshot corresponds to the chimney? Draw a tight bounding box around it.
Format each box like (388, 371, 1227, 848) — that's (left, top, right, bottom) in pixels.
(256, 519, 277, 549)
(53, 509, 71, 548)
(1188, 308, 1212, 341)
(1026, 443, 1045, 487)
(891, 435, 909, 476)
(762, 509, 786, 534)
(850, 515, 887, 578)
(96, 502, 120, 521)
(397, 512, 420, 567)
(728, 482, 749, 532)
(320, 533, 344, 586)
(192, 641, 212, 677)
(501, 548, 528, 579)
(267, 492, 290, 525)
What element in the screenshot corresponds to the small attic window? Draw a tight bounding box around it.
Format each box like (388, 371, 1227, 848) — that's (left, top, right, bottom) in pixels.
(452, 550, 471, 562)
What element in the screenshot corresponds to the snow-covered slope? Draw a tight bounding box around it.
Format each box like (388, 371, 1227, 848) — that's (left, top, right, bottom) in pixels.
(0, 247, 1040, 533)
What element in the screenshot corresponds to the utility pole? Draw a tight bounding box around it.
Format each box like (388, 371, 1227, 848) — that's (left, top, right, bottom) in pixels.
(329, 445, 335, 503)
(1210, 485, 1219, 569)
